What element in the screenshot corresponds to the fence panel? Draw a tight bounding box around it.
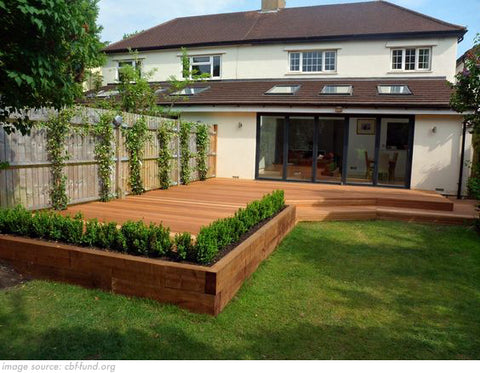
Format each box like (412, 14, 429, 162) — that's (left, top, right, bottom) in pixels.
(0, 109, 217, 210)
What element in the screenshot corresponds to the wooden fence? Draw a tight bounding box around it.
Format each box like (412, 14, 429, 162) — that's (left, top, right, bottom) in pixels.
(0, 108, 217, 210)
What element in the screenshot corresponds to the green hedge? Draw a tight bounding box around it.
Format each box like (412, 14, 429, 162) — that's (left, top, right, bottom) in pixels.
(0, 190, 285, 265)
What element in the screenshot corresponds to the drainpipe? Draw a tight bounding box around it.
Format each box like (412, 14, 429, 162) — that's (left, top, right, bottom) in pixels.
(457, 120, 468, 200)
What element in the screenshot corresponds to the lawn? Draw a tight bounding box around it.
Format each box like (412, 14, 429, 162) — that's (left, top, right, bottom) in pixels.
(1, 221, 479, 360)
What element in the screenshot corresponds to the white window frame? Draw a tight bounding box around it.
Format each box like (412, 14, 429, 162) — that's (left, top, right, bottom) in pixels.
(116, 59, 142, 81)
(390, 47, 432, 72)
(288, 50, 337, 74)
(187, 55, 222, 79)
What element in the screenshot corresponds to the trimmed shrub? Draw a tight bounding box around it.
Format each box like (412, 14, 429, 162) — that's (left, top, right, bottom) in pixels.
(0, 189, 286, 265)
(195, 190, 285, 264)
(174, 232, 194, 261)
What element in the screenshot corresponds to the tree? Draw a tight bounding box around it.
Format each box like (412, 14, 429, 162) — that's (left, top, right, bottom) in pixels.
(123, 30, 145, 40)
(450, 35, 480, 199)
(0, 0, 106, 134)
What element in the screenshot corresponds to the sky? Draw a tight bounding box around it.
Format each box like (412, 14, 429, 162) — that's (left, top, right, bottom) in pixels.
(97, 0, 479, 56)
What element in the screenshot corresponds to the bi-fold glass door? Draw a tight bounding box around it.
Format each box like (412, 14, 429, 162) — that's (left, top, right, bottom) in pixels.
(257, 114, 413, 188)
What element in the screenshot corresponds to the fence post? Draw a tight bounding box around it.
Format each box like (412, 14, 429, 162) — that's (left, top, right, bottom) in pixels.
(176, 119, 181, 186)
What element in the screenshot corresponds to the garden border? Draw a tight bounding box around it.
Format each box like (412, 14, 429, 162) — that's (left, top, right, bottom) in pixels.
(0, 206, 296, 315)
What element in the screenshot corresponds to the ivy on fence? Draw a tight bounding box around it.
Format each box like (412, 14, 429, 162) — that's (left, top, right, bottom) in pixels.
(196, 123, 209, 181)
(123, 116, 151, 195)
(157, 121, 175, 189)
(43, 109, 76, 210)
(92, 111, 116, 201)
(179, 121, 193, 185)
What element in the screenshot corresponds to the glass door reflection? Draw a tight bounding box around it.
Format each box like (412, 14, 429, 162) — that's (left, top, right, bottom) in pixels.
(287, 117, 315, 181)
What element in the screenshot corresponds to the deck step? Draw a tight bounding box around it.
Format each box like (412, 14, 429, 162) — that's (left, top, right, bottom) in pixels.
(289, 199, 377, 208)
(297, 206, 476, 225)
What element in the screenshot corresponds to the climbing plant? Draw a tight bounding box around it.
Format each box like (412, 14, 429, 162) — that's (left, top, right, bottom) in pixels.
(92, 111, 116, 201)
(195, 123, 209, 181)
(179, 121, 193, 185)
(123, 116, 151, 195)
(157, 121, 175, 189)
(43, 109, 76, 210)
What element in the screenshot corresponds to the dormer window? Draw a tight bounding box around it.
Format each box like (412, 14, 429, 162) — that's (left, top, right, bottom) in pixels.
(378, 85, 412, 95)
(185, 55, 221, 79)
(289, 51, 337, 73)
(391, 48, 431, 71)
(265, 85, 301, 95)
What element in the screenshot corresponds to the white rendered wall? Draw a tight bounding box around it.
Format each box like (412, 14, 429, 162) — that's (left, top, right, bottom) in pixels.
(102, 37, 459, 84)
(181, 111, 470, 195)
(411, 115, 471, 195)
(181, 112, 257, 180)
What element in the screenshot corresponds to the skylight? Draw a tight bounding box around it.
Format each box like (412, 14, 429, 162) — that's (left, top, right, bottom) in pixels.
(96, 90, 119, 98)
(171, 87, 210, 96)
(321, 85, 353, 95)
(154, 88, 167, 95)
(265, 85, 301, 95)
(377, 85, 412, 95)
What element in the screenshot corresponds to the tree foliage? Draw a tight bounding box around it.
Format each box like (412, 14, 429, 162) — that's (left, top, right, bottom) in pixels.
(450, 35, 480, 199)
(0, 0, 106, 134)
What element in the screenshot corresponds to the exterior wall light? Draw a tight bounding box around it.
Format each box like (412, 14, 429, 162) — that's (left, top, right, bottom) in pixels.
(432, 126, 438, 133)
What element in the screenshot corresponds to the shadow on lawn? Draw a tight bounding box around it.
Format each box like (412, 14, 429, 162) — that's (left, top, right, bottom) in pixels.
(0, 291, 477, 360)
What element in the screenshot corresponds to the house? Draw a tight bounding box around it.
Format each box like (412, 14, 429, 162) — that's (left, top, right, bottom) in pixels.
(100, 0, 473, 196)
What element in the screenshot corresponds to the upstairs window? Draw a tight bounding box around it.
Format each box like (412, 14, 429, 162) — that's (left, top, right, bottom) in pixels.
(185, 55, 221, 79)
(289, 51, 337, 73)
(117, 60, 142, 81)
(391, 48, 431, 71)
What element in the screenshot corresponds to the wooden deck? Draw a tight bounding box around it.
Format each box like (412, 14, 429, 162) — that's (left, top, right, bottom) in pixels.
(63, 178, 478, 234)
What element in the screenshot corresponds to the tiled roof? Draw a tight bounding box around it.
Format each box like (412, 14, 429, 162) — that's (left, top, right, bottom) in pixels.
(91, 78, 453, 109)
(104, 1, 466, 53)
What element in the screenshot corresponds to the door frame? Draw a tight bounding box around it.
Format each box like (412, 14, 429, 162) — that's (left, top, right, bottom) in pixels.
(255, 113, 415, 189)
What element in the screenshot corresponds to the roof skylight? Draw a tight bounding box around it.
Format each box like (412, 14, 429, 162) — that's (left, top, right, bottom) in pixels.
(321, 85, 353, 95)
(171, 87, 210, 96)
(377, 85, 412, 95)
(96, 90, 119, 98)
(265, 85, 301, 95)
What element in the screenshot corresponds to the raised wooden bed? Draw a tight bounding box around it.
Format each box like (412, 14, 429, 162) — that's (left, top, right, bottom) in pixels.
(0, 206, 296, 315)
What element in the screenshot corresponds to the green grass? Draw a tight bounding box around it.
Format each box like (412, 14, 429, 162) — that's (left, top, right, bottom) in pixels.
(1, 221, 479, 360)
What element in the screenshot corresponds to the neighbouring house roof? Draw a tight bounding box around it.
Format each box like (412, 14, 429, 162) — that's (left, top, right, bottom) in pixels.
(89, 78, 453, 109)
(104, 1, 466, 53)
(457, 45, 480, 66)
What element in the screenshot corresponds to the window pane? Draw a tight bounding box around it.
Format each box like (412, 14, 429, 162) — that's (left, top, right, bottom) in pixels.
(287, 117, 315, 181)
(321, 85, 352, 95)
(266, 85, 300, 95)
(418, 48, 430, 69)
(302, 51, 322, 72)
(405, 49, 416, 70)
(212, 56, 221, 77)
(290, 53, 300, 71)
(392, 50, 403, 70)
(118, 61, 133, 68)
(324, 51, 336, 71)
(192, 64, 211, 76)
(258, 116, 285, 179)
(378, 85, 412, 95)
(192, 56, 210, 63)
